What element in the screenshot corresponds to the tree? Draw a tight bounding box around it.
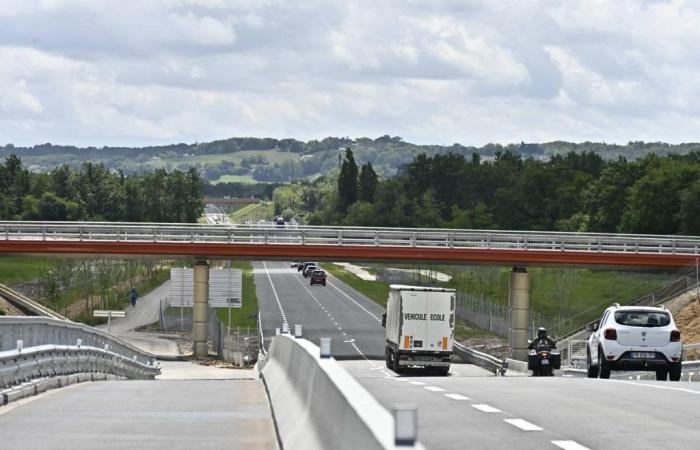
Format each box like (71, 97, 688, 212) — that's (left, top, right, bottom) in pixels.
(679, 179, 700, 235)
(337, 148, 358, 213)
(358, 162, 378, 203)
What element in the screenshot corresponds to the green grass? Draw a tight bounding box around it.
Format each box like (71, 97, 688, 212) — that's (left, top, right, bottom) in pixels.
(215, 261, 258, 329)
(214, 174, 258, 184)
(321, 263, 390, 308)
(0, 256, 62, 285)
(229, 201, 275, 224)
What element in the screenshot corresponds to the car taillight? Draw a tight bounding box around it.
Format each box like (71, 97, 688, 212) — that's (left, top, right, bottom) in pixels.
(670, 330, 681, 342)
(604, 328, 617, 340)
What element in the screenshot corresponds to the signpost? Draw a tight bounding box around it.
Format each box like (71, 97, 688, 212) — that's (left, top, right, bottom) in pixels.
(94, 310, 126, 334)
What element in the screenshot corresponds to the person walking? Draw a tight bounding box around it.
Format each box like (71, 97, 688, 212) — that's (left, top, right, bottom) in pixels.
(129, 287, 138, 308)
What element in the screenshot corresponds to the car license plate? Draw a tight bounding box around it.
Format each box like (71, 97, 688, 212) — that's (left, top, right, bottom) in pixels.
(631, 352, 655, 359)
(541, 359, 549, 365)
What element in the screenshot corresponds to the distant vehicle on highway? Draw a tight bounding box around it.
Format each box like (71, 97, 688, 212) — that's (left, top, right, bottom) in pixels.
(300, 262, 316, 274)
(303, 264, 318, 278)
(291, 262, 302, 268)
(382, 285, 455, 375)
(586, 304, 682, 381)
(274, 217, 285, 226)
(309, 270, 327, 286)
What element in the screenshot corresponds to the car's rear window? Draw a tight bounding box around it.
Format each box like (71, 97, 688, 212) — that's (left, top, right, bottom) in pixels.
(312, 271, 324, 276)
(614, 311, 671, 327)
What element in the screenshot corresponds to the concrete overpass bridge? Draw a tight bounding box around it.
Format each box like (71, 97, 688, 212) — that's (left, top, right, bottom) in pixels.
(0, 221, 698, 268)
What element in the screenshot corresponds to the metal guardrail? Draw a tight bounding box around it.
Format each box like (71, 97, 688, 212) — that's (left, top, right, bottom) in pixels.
(0, 221, 699, 255)
(0, 344, 159, 390)
(0, 283, 67, 321)
(0, 317, 156, 363)
(453, 342, 506, 375)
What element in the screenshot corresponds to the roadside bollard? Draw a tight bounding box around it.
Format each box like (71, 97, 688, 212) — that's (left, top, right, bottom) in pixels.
(294, 324, 303, 338)
(104, 344, 110, 351)
(393, 405, 418, 447)
(275, 327, 280, 335)
(282, 323, 289, 334)
(76, 339, 82, 348)
(320, 337, 331, 358)
(16, 340, 23, 351)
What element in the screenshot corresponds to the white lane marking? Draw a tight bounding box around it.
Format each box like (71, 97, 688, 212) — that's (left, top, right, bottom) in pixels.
(424, 386, 446, 392)
(327, 279, 382, 323)
(471, 404, 501, 413)
(263, 261, 287, 326)
(608, 379, 700, 395)
(445, 393, 469, 400)
(551, 441, 591, 450)
(409, 381, 426, 386)
(504, 419, 542, 431)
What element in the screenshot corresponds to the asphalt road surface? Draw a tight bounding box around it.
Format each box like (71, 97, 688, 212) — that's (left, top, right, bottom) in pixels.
(258, 259, 700, 450)
(0, 377, 278, 450)
(343, 357, 700, 450)
(255, 260, 386, 359)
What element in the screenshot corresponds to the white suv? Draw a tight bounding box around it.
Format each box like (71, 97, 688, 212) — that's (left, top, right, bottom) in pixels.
(586, 304, 682, 381)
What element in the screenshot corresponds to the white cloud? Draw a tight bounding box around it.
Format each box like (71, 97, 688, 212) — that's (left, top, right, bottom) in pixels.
(0, 0, 699, 147)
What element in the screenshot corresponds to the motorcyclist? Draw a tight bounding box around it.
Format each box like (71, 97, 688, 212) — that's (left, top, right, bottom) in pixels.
(528, 327, 556, 351)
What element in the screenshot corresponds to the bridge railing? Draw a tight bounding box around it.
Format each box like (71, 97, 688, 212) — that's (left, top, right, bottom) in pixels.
(1, 221, 699, 255)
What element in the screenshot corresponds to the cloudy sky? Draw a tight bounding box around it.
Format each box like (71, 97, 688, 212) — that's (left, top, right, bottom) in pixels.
(1, 0, 699, 147)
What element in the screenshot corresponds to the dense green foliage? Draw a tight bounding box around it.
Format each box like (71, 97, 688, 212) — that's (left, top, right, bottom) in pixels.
(0, 155, 203, 222)
(280, 151, 700, 235)
(337, 148, 359, 213)
(4, 137, 700, 184)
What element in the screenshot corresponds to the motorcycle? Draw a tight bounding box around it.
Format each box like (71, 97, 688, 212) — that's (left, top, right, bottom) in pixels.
(527, 341, 561, 377)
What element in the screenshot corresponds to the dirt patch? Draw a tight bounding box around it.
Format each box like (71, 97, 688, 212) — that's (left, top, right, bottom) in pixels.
(674, 295, 700, 344)
(456, 335, 510, 360)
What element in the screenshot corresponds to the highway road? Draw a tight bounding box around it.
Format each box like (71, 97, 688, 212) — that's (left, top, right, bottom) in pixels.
(258, 259, 700, 450)
(255, 260, 386, 359)
(0, 376, 278, 450)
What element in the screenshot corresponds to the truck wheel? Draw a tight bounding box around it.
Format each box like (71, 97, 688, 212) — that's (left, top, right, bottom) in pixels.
(390, 350, 403, 374)
(435, 366, 449, 376)
(586, 348, 599, 378)
(669, 362, 682, 382)
(598, 347, 611, 379)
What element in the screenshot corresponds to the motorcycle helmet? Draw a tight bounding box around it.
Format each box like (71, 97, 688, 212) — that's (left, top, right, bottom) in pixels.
(537, 327, 547, 339)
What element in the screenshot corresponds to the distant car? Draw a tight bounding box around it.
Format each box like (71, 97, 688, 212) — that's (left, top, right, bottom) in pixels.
(275, 217, 285, 226)
(300, 262, 316, 274)
(291, 262, 301, 268)
(303, 265, 318, 278)
(310, 270, 327, 286)
(586, 304, 683, 381)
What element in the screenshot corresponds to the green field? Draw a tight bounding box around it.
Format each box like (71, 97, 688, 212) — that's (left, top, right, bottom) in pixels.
(229, 202, 275, 224)
(0, 256, 62, 285)
(215, 261, 258, 329)
(214, 174, 258, 184)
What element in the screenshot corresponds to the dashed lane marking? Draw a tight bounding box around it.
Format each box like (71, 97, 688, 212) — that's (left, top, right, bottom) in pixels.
(424, 386, 446, 392)
(551, 441, 591, 450)
(444, 394, 469, 400)
(327, 279, 382, 323)
(471, 404, 501, 413)
(409, 381, 426, 386)
(504, 418, 542, 431)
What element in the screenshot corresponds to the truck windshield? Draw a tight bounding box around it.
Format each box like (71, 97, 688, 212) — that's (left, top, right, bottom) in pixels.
(614, 311, 671, 327)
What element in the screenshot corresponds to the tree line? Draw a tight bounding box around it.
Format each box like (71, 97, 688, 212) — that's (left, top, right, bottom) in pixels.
(0, 154, 203, 222)
(276, 149, 700, 235)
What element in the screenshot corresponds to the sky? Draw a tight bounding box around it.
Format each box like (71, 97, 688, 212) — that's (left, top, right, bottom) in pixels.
(1, 0, 699, 148)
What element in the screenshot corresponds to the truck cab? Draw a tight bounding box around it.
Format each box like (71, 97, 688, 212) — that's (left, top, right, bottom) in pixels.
(383, 285, 456, 375)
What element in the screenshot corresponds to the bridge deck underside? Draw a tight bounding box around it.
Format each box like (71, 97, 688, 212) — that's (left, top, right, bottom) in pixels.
(0, 240, 695, 268)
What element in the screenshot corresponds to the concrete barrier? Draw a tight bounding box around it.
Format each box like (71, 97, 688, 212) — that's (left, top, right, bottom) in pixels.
(261, 334, 423, 450)
(505, 358, 529, 375)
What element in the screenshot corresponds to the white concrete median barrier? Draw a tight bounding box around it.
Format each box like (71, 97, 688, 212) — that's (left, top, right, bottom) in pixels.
(261, 334, 424, 450)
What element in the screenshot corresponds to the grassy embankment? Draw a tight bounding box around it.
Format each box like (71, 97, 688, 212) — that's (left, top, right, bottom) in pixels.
(215, 261, 258, 330)
(229, 201, 275, 224)
(0, 256, 62, 285)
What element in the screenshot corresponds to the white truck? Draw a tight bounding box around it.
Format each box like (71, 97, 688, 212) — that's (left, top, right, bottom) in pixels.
(382, 285, 456, 375)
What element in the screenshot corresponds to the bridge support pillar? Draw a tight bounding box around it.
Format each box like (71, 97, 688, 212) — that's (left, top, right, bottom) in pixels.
(509, 267, 530, 361)
(193, 260, 209, 359)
